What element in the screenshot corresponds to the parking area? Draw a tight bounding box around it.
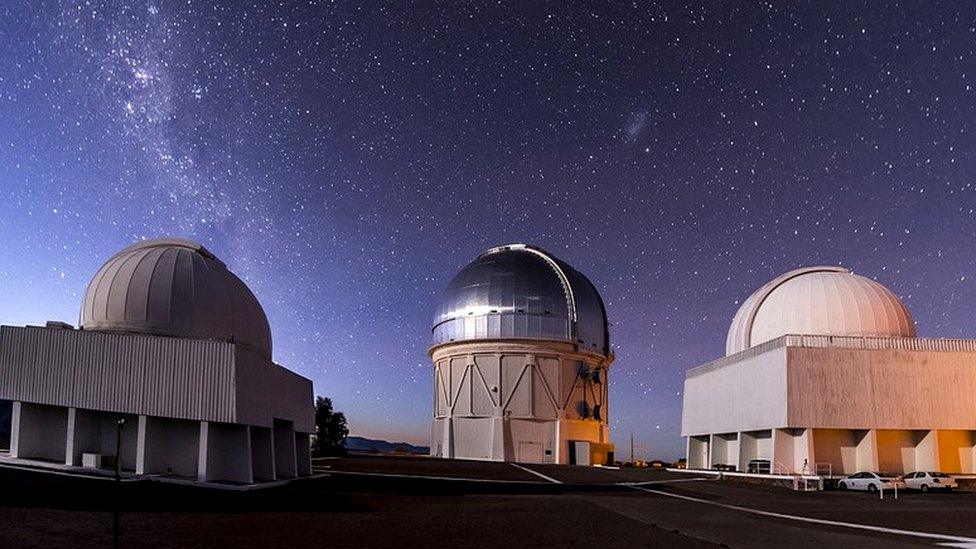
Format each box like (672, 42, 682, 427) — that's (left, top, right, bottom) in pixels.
(318, 454, 701, 484)
(4, 455, 976, 547)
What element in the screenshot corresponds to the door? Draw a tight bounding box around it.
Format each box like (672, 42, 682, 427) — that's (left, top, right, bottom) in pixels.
(517, 441, 544, 463)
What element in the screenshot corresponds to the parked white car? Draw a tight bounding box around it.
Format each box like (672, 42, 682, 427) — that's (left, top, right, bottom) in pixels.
(837, 472, 906, 492)
(903, 471, 958, 492)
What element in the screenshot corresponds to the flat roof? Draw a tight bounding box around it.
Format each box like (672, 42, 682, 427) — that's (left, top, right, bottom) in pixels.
(688, 334, 976, 378)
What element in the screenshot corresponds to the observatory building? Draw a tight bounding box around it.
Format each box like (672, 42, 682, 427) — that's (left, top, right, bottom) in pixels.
(429, 244, 614, 465)
(682, 266, 976, 476)
(0, 238, 314, 483)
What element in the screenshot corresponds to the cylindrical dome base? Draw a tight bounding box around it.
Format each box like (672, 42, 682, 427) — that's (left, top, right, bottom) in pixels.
(429, 340, 613, 465)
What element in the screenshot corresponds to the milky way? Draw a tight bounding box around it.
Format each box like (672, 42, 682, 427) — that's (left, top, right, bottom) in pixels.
(1, 1, 976, 456)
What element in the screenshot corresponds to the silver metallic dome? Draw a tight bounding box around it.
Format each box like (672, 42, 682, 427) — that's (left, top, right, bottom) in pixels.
(432, 244, 610, 356)
(80, 238, 272, 359)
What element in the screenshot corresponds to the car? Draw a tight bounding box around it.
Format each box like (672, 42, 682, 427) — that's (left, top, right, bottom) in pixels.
(747, 459, 771, 474)
(649, 460, 667, 469)
(837, 471, 906, 492)
(712, 463, 736, 472)
(903, 471, 958, 492)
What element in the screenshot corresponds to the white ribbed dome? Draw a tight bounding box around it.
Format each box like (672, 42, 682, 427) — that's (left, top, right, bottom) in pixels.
(80, 238, 272, 359)
(726, 266, 916, 356)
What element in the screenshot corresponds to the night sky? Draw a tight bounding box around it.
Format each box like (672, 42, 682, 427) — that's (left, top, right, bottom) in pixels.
(2, 2, 976, 458)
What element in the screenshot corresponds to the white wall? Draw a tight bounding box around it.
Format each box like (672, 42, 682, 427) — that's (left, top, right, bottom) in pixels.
(203, 422, 252, 483)
(738, 430, 772, 470)
(69, 409, 138, 470)
(710, 433, 738, 468)
(142, 416, 199, 477)
(13, 402, 67, 461)
(453, 417, 493, 460)
(682, 347, 787, 436)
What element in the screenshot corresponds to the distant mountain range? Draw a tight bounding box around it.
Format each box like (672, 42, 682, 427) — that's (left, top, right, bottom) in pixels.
(345, 436, 429, 455)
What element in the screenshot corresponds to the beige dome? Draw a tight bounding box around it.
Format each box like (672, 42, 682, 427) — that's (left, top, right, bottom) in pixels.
(80, 238, 272, 359)
(726, 266, 915, 356)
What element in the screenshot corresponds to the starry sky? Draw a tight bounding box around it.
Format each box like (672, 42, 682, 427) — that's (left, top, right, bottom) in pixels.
(2, 1, 976, 459)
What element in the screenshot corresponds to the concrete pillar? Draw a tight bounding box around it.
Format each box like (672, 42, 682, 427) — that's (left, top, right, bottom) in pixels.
(295, 432, 311, 476)
(135, 415, 147, 475)
(197, 421, 209, 481)
(10, 401, 21, 458)
(273, 420, 297, 479)
(707, 433, 715, 468)
(553, 416, 562, 464)
(64, 407, 77, 466)
(771, 429, 788, 473)
(798, 429, 816, 475)
(856, 429, 879, 472)
(250, 426, 275, 481)
(737, 431, 749, 472)
(442, 416, 454, 459)
(915, 430, 939, 472)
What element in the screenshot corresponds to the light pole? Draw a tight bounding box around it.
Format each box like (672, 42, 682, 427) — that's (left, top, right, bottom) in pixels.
(113, 418, 125, 549)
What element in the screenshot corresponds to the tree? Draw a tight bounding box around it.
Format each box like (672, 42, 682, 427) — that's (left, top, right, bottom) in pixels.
(313, 396, 348, 457)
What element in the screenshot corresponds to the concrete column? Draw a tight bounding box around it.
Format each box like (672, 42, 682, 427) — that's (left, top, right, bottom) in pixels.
(553, 416, 562, 464)
(295, 432, 311, 476)
(135, 415, 147, 475)
(732, 434, 740, 470)
(197, 421, 209, 481)
(856, 429, 879, 472)
(490, 415, 504, 461)
(736, 431, 747, 472)
(771, 430, 785, 473)
(250, 426, 275, 481)
(442, 416, 454, 459)
(707, 434, 715, 468)
(273, 420, 297, 479)
(10, 401, 21, 458)
(64, 407, 77, 466)
(915, 430, 939, 471)
(802, 429, 816, 474)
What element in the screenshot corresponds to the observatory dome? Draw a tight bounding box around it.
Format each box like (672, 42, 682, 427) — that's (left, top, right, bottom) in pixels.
(80, 238, 272, 359)
(726, 266, 915, 356)
(432, 244, 609, 356)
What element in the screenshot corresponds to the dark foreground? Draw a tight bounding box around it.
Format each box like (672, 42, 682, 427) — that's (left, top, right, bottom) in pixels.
(3, 455, 976, 548)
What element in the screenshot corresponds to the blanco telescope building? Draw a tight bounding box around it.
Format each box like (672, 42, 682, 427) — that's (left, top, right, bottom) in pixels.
(682, 266, 976, 476)
(429, 244, 614, 465)
(0, 238, 314, 483)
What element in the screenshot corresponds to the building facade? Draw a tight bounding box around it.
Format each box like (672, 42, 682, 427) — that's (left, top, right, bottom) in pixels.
(682, 266, 976, 476)
(429, 244, 614, 465)
(0, 238, 314, 483)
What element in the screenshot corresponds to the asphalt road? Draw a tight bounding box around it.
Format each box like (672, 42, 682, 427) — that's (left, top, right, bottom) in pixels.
(3, 455, 976, 548)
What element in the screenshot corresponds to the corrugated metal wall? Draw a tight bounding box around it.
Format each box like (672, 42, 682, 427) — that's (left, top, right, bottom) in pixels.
(234, 347, 314, 432)
(0, 326, 237, 423)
